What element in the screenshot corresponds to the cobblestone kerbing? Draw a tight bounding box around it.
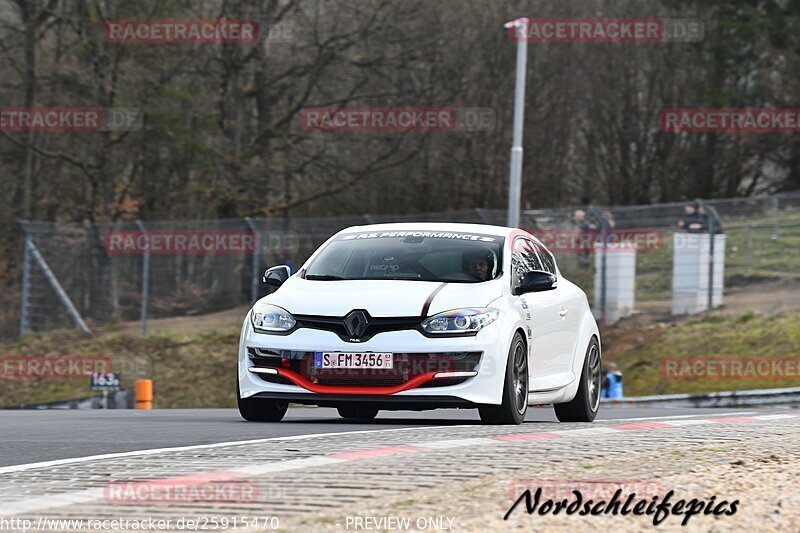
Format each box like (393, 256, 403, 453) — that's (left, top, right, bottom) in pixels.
(291, 432, 800, 532)
(3, 414, 799, 532)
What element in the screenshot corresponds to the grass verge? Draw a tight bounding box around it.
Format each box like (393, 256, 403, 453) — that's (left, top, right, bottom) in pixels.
(0, 325, 240, 408)
(602, 310, 800, 396)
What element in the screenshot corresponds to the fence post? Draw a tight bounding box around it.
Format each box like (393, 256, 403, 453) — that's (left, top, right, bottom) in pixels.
(600, 226, 608, 325)
(135, 220, 149, 336)
(700, 199, 723, 310)
(589, 206, 608, 325)
(26, 238, 91, 334)
(772, 195, 780, 238)
(707, 214, 715, 310)
(244, 217, 260, 303)
(20, 231, 32, 336)
(744, 225, 751, 275)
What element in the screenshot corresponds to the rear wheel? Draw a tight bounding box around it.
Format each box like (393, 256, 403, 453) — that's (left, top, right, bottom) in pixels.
(237, 381, 288, 422)
(554, 337, 601, 422)
(479, 332, 528, 425)
(337, 405, 379, 421)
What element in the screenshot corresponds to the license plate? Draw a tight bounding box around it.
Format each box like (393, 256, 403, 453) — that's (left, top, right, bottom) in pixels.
(314, 352, 393, 369)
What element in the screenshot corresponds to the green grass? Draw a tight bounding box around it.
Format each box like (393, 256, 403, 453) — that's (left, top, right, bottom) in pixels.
(725, 224, 800, 279)
(613, 310, 800, 396)
(0, 325, 240, 408)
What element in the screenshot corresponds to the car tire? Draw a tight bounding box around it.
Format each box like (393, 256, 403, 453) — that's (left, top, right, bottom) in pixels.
(237, 381, 288, 422)
(479, 332, 528, 425)
(337, 405, 379, 421)
(554, 337, 601, 423)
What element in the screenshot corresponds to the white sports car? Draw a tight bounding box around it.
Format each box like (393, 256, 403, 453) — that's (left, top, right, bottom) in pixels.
(237, 223, 601, 424)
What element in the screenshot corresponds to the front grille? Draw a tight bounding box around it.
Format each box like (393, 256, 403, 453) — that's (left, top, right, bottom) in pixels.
(248, 348, 481, 388)
(293, 314, 421, 342)
(309, 375, 407, 387)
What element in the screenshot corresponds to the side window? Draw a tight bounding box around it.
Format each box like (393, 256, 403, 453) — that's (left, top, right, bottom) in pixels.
(511, 238, 531, 288)
(511, 238, 543, 286)
(533, 241, 557, 276)
(524, 241, 544, 272)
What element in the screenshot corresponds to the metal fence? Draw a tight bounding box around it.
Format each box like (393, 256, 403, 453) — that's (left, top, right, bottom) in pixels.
(7, 191, 800, 340)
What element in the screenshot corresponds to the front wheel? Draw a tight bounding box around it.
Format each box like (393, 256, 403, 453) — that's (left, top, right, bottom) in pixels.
(237, 381, 288, 422)
(554, 337, 601, 422)
(479, 332, 528, 425)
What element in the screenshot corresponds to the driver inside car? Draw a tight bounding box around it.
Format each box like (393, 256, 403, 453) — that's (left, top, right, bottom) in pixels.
(463, 251, 494, 281)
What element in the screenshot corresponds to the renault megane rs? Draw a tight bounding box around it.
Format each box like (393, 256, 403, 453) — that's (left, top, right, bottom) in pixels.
(237, 223, 601, 424)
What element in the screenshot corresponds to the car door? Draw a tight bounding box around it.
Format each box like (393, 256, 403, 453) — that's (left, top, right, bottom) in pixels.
(511, 237, 563, 388)
(532, 240, 581, 378)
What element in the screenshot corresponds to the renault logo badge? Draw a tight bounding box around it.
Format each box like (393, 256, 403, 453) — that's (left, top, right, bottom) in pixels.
(344, 310, 369, 340)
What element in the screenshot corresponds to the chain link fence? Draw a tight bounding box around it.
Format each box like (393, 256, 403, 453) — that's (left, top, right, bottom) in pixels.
(6, 192, 800, 340)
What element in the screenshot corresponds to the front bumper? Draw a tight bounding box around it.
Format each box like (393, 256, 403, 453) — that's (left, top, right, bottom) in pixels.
(238, 315, 509, 406)
(249, 391, 476, 411)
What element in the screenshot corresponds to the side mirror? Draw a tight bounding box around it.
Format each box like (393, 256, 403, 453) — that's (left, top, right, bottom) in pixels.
(262, 265, 291, 288)
(515, 271, 557, 295)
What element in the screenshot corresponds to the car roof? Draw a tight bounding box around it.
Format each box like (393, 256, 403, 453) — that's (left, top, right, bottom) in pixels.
(338, 222, 519, 238)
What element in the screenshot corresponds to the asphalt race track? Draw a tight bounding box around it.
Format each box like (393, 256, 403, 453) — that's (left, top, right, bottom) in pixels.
(2, 406, 798, 531)
(0, 406, 772, 467)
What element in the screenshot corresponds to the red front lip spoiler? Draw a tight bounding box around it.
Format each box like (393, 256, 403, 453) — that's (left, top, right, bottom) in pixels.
(271, 368, 439, 395)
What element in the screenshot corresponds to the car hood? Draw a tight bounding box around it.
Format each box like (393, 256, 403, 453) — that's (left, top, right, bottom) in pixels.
(261, 277, 504, 317)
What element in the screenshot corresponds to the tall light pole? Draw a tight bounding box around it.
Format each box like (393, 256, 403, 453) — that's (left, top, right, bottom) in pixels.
(504, 18, 529, 229)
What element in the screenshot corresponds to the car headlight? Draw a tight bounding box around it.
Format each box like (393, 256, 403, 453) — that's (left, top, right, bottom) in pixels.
(251, 305, 296, 332)
(421, 308, 499, 335)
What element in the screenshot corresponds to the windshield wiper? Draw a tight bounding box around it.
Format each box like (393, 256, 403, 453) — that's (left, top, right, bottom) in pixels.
(305, 274, 345, 281)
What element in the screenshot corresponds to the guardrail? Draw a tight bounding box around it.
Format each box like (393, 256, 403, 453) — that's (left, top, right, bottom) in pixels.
(7, 389, 133, 410)
(602, 386, 800, 408)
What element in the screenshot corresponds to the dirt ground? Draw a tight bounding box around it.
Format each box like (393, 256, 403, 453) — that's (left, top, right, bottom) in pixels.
(623, 279, 800, 327)
(596, 279, 800, 364)
(115, 305, 251, 335)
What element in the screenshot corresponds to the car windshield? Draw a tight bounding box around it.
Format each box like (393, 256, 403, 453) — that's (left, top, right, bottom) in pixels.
(304, 230, 504, 283)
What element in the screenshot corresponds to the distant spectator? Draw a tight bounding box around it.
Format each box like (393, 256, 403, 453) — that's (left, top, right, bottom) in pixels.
(283, 254, 294, 274)
(677, 202, 707, 233)
(601, 362, 623, 399)
(572, 209, 594, 270)
(572, 209, 590, 231)
(601, 210, 616, 230)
